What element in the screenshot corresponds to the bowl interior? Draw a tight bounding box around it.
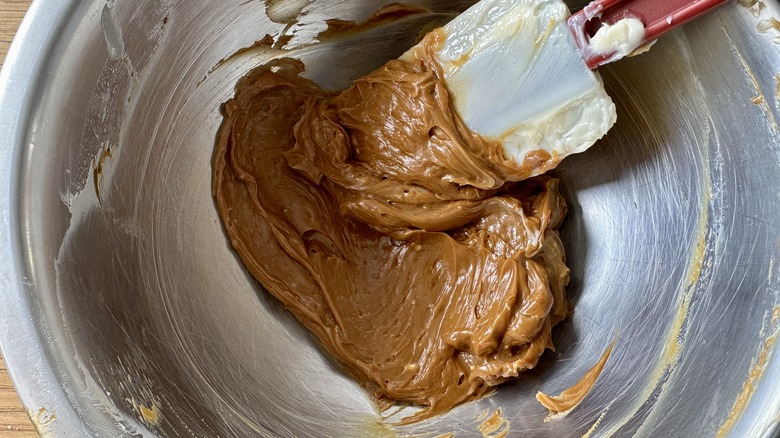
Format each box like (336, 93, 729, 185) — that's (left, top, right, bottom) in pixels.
(6, 0, 780, 436)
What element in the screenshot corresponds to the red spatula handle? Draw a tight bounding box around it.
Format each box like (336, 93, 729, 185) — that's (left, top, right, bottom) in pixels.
(568, 0, 728, 68)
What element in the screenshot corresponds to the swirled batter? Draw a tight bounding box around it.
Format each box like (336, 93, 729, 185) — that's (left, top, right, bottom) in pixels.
(213, 32, 571, 423)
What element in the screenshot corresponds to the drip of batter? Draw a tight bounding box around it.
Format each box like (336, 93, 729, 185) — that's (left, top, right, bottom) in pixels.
(213, 32, 571, 423)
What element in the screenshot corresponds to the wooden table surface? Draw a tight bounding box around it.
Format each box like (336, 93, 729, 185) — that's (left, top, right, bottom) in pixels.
(1, 1, 39, 436)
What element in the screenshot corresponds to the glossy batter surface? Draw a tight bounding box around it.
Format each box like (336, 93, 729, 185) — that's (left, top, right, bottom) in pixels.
(213, 36, 571, 422)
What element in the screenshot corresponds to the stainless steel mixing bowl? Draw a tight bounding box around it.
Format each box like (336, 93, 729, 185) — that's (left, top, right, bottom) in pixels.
(1, 0, 779, 436)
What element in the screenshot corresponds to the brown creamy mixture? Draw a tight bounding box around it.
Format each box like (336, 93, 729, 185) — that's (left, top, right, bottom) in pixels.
(213, 31, 575, 423)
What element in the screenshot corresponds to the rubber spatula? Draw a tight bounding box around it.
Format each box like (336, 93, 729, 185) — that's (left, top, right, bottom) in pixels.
(402, 0, 726, 175)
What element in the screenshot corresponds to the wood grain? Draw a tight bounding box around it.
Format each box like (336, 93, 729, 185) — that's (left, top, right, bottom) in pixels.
(2, 3, 40, 437)
(0, 1, 31, 66)
(0, 356, 37, 437)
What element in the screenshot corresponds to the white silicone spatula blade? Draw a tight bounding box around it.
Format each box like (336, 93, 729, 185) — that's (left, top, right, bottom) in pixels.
(403, 0, 616, 174)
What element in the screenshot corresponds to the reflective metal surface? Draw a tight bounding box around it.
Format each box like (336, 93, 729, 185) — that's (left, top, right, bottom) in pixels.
(1, 0, 779, 436)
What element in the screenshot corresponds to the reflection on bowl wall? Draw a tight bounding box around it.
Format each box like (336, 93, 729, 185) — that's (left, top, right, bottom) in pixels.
(0, 0, 779, 437)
